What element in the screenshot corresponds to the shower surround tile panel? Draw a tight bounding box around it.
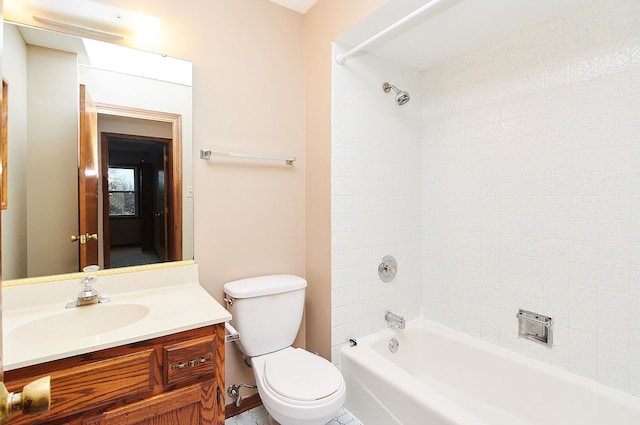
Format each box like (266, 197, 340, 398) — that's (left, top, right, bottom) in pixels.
(331, 42, 423, 367)
(332, 0, 640, 398)
(420, 0, 640, 396)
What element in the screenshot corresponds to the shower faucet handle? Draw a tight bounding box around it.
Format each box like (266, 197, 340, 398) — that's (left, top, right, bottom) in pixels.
(378, 255, 398, 282)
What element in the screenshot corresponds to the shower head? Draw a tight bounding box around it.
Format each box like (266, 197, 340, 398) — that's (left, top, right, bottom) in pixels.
(383, 82, 410, 105)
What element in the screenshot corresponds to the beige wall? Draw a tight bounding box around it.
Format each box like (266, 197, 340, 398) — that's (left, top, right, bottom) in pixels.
(26, 46, 79, 277)
(303, 0, 388, 359)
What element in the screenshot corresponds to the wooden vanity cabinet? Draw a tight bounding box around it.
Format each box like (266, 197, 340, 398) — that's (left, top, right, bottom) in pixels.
(4, 324, 225, 425)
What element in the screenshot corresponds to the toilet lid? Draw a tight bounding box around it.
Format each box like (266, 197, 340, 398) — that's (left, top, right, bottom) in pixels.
(264, 348, 342, 401)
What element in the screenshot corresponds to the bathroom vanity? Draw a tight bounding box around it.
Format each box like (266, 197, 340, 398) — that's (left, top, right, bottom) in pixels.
(2, 264, 230, 425)
(4, 325, 224, 424)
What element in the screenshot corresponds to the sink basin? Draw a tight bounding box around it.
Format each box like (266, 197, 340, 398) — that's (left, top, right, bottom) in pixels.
(6, 303, 150, 345)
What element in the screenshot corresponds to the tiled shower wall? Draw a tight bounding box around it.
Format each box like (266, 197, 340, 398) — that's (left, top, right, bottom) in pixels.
(421, 0, 640, 396)
(331, 47, 422, 365)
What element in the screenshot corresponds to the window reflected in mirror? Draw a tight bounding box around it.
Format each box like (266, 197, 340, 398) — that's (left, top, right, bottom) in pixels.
(108, 167, 138, 217)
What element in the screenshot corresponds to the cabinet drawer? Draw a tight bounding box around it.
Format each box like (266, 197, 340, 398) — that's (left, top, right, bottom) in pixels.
(83, 384, 202, 425)
(7, 350, 154, 425)
(163, 335, 216, 386)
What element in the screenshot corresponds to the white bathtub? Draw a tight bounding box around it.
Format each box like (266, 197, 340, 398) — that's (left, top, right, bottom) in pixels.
(341, 319, 640, 425)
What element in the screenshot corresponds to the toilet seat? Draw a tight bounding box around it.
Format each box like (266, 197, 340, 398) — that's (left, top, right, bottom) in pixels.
(262, 348, 343, 403)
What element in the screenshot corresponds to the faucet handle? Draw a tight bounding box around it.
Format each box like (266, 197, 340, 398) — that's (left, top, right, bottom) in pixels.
(66, 275, 109, 308)
(80, 275, 97, 290)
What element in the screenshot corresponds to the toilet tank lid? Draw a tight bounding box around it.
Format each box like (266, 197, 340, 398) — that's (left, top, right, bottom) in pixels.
(223, 274, 307, 298)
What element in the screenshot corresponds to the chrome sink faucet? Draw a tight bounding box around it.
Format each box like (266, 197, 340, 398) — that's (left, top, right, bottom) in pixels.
(385, 311, 406, 329)
(66, 276, 110, 308)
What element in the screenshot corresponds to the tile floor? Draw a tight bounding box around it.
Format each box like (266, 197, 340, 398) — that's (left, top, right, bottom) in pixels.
(224, 406, 362, 425)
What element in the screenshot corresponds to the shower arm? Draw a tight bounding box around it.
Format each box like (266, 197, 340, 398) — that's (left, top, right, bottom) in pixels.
(335, 0, 447, 65)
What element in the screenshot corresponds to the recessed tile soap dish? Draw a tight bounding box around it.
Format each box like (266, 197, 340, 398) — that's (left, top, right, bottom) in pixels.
(517, 309, 553, 347)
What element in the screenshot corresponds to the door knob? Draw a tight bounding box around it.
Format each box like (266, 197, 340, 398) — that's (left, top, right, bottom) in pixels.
(0, 376, 50, 423)
(71, 233, 98, 243)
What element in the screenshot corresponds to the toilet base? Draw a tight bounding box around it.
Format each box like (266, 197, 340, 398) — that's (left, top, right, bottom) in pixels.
(264, 405, 341, 425)
(267, 417, 280, 425)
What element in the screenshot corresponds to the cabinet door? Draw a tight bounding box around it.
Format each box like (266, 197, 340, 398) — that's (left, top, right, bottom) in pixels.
(84, 385, 201, 425)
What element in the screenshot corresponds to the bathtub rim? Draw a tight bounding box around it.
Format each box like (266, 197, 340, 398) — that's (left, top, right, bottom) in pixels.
(341, 318, 640, 412)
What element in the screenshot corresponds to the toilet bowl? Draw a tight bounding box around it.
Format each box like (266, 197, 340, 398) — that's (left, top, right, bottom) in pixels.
(251, 347, 346, 425)
(223, 275, 346, 425)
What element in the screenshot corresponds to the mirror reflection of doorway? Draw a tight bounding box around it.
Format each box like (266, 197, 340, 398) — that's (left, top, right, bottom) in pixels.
(101, 133, 172, 269)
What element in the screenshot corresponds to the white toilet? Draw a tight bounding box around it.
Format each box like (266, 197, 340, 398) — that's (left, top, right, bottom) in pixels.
(224, 274, 346, 425)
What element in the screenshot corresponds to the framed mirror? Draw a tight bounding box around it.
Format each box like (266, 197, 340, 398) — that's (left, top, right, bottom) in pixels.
(1, 21, 194, 283)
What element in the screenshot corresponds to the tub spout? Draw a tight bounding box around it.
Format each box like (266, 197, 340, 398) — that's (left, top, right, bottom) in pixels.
(385, 311, 405, 329)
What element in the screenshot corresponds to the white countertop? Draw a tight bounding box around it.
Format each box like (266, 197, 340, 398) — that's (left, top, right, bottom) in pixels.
(3, 264, 231, 370)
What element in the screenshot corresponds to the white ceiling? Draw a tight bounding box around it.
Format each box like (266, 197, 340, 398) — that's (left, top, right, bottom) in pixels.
(269, 0, 318, 14)
(336, 0, 596, 70)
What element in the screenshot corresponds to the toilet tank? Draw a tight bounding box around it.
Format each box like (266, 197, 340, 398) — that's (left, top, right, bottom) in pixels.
(224, 274, 306, 357)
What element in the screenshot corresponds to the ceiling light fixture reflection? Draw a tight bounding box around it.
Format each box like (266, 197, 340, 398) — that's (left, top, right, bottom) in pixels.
(32, 15, 124, 40)
(6, 0, 160, 44)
